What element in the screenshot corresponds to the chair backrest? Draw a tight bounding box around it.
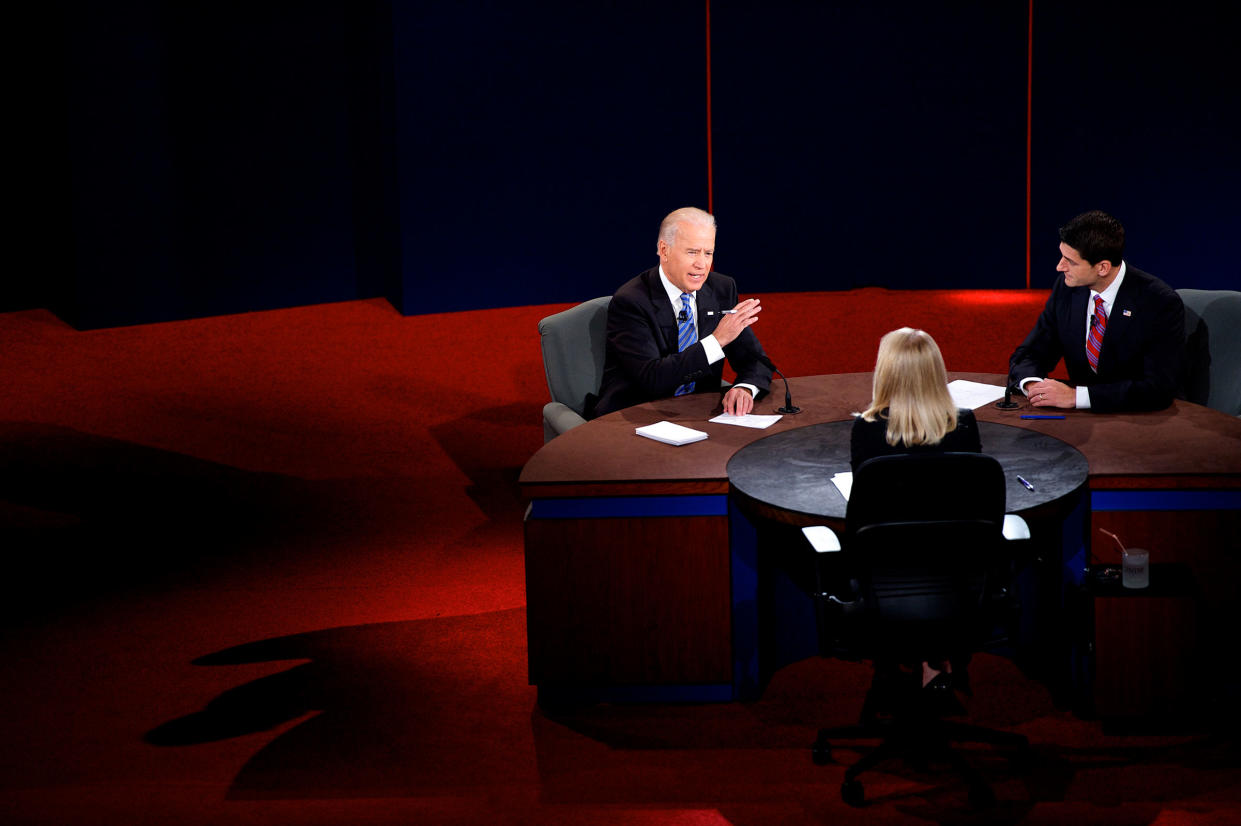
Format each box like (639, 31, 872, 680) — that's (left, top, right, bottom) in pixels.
(537, 296, 611, 417)
(844, 452, 1009, 660)
(1179, 288, 1241, 416)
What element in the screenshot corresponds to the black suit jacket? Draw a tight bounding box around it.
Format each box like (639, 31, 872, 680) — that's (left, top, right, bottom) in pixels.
(590, 267, 772, 418)
(1008, 265, 1185, 413)
(850, 409, 982, 472)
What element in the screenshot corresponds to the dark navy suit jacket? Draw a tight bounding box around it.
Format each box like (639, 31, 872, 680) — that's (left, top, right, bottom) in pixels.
(1008, 265, 1185, 412)
(590, 266, 771, 418)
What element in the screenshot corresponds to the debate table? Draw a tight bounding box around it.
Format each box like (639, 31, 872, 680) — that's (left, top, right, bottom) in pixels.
(727, 419, 1088, 524)
(520, 372, 1241, 705)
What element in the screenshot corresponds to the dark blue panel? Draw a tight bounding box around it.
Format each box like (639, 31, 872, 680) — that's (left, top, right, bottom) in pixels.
(729, 498, 760, 699)
(158, 3, 360, 319)
(1031, 2, 1241, 292)
(392, 1, 709, 314)
(1061, 488, 1089, 590)
(1091, 490, 1241, 512)
(61, 3, 179, 327)
(710, 1, 1028, 291)
(61, 2, 366, 329)
(527, 495, 728, 520)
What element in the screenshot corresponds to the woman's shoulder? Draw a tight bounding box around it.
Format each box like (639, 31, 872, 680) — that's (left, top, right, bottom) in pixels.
(851, 414, 888, 450)
(949, 407, 983, 450)
(852, 413, 886, 431)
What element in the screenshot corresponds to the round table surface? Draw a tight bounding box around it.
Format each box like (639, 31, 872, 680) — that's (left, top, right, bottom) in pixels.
(726, 420, 1090, 524)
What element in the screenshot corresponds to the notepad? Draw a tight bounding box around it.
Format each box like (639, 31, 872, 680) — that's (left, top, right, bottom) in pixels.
(635, 421, 709, 446)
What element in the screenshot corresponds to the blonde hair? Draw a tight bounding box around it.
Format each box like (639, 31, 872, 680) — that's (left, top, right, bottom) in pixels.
(861, 327, 959, 447)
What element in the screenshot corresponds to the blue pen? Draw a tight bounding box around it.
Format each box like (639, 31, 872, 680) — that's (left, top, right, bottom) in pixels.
(1016, 475, 1035, 491)
(1021, 414, 1066, 419)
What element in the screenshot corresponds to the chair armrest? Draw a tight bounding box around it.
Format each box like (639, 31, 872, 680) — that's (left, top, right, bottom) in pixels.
(802, 525, 841, 553)
(1002, 513, 1030, 541)
(543, 401, 586, 443)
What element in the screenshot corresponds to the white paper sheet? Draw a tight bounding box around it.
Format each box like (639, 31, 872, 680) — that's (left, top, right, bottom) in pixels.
(947, 379, 1008, 410)
(831, 471, 853, 501)
(708, 413, 783, 429)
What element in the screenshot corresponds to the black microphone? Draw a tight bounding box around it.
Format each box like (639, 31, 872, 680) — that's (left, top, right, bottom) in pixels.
(758, 355, 800, 414)
(678, 309, 687, 323)
(995, 380, 1020, 409)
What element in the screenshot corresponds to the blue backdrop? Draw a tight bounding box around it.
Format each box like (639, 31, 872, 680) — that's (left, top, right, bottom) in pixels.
(20, 1, 1238, 328)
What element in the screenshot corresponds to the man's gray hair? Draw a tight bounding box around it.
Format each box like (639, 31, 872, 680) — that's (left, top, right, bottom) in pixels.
(658, 207, 716, 246)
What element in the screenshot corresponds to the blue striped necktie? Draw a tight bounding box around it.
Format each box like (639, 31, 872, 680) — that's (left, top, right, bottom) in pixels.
(674, 292, 696, 396)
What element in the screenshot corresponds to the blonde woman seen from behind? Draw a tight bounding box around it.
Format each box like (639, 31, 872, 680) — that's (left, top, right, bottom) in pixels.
(850, 327, 981, 471)
(849, 327, 982, 691)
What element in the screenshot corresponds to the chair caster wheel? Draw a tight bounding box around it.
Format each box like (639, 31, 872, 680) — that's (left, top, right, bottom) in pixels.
(841, 779, 864, 807)
(811, 733, 832, 765)
(968, 783, 996, 810)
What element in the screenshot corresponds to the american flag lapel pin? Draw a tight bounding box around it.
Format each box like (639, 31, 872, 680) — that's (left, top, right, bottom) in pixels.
(1122, 309, 1132, 317)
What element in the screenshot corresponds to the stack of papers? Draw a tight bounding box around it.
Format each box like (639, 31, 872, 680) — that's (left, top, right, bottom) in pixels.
(636, 421, 709, 446)
(831, 471, 853, 501)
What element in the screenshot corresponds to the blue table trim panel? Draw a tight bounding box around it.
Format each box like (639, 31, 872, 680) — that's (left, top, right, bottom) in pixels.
(1091, 490, 1241, 511)
(729, 499, 760, 701)
(527, 495, 729, 520)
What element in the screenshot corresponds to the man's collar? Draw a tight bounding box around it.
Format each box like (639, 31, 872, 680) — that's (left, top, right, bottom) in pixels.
(657, 265, 692, 304)
(1094, 260, 1126, 305)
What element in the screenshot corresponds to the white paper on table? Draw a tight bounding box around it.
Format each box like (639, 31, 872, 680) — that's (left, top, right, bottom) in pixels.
(831, 471, 853, 501)
(635, 420, 709, 446)
(709, 413, 783, 429)
(947, 379, 1008, 410)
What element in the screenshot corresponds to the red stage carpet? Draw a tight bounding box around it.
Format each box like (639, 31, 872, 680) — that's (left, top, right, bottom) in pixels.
(3, 291, 1239, 824)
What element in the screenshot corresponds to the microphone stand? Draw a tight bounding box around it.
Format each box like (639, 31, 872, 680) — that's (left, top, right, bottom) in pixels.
(995, 383, 1020, 410)
(759, 355, 800, 414)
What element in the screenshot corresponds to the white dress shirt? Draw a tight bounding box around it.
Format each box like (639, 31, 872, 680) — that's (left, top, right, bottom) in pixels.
(1020, 261, 1126, 409)
(658, 266, 757, 399)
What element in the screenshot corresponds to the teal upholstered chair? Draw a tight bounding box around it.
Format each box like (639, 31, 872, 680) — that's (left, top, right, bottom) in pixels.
(1179, 289, 1241, 416)
(538, 296, 611, 442)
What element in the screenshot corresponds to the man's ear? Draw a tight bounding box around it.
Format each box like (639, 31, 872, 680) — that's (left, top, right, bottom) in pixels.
(1097, 260, 1113, 278)
(657, 239, 669, 260)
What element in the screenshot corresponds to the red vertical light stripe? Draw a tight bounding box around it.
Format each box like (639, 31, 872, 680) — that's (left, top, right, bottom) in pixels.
(705, 0, 714, 213)
(1026, 0, 1033, 289)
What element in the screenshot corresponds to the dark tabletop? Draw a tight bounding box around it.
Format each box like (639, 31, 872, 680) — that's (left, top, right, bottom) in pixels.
(520, 373, 1241, 495)
(727, 420, 1089, 525)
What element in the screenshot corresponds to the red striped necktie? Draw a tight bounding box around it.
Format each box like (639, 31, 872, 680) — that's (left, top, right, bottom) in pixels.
(1086, 294, 1107, 371)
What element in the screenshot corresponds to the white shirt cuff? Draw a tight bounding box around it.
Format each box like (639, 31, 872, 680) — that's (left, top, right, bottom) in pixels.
(1076, 385, 1090, 409)
(702, 334, 725, 364)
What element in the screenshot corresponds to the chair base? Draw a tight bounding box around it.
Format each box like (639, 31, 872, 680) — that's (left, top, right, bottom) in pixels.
(812, 670, 1028, 808)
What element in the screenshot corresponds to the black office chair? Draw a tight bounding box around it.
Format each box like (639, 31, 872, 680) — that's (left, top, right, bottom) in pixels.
(801, 452, 1031, 809)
